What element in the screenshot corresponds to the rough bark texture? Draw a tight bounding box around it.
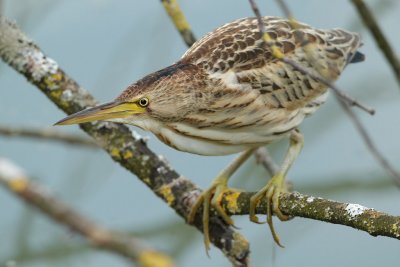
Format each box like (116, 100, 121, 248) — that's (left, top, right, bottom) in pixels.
(1, 13, 400, 267)
(0, 17, 250, 267)
(220, 190, 400, 240)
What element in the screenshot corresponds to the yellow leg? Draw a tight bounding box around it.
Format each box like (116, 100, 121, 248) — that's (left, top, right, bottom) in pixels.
(249, 129, 304, 247)
(188, 148, 256, 251)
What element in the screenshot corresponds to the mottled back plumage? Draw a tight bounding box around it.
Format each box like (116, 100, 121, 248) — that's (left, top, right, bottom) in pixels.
(55, 16, 365, 247)
(115, 16, 363, 155)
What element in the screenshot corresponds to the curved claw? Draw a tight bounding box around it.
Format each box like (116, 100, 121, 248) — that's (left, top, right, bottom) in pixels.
(249, 190, 267, 224)
(249, 173, 288, 247)
(187, 178, 235, 252)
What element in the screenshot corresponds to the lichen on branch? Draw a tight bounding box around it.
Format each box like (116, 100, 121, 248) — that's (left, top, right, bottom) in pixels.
(0, 17, 250, 267)
(220, 190, 400, 240)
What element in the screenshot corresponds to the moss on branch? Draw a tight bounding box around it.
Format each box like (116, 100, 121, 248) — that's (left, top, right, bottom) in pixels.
(220, 190, 400, 240)
(0, 17, 249, 267)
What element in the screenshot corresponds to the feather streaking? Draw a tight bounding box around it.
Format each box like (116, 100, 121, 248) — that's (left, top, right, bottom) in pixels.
(111, 16, 363, 155)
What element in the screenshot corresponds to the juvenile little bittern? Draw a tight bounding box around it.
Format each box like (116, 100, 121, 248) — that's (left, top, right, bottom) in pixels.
(56, 17, 364, 248)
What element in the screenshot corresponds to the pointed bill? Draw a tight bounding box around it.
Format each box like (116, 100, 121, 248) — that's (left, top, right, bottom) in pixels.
(54, 101, 143, 125)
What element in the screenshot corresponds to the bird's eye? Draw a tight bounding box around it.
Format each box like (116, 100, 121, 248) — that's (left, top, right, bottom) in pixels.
(138, 97, 149, 107)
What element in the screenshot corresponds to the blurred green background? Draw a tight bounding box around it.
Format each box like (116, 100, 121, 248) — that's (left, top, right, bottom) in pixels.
(1, 0, 400, 266)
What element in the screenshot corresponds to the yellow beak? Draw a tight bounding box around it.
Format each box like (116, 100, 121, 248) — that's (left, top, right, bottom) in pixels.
(54, 101, 144, 126)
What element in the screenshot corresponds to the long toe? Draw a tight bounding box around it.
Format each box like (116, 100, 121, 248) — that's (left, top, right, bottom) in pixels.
(187, 193, 204, 224)
(250, 173, 288, 246)
(187, 180, 236, 252)
(249, 189, 268, 224)
(211, 185, 235, 226)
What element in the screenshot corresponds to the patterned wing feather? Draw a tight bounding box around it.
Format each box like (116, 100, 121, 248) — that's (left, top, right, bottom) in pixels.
(181, 17, 362, 111)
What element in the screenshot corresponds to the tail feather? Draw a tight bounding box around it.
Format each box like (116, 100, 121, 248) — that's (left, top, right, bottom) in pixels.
(349, 51, 365, 64)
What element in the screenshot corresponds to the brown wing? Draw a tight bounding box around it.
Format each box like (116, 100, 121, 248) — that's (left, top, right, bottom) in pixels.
(182, 16, 361, 73)
(182, 17, 290, 72)
(181, 16, 362, 110)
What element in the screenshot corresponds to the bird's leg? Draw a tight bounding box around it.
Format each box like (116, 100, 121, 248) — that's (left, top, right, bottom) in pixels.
(249, 129, 304, 247)
(188, 148, 256, 251)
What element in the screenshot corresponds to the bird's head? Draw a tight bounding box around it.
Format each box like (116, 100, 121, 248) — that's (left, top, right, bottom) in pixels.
(55, 63, 204, 128)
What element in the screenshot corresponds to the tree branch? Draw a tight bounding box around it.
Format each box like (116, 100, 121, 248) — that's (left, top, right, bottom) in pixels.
(161, 0, 400, 244)
(160, 0, 196, 47)
(219, 190, 400, 240)
(251, 0, 374, 111)
(136, 0, 400, 246)
(254, 147, 279, 176)
(0, 17, 250, 267)
(248, 0, 400, 186)
(0, 158, 175, 267)
(350, 0, 400, 87)
(0, 124, 98, 148)
(2, 6, 400, 266)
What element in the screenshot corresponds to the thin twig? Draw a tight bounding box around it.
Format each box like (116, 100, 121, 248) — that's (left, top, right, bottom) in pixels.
(283, 57, 375, 115)
(254, 147, 279, 176)
(160, 0, 196, 47)
(165, 0, 400, 244)
(252, 0, 375, 114)
(0, 125, 98, 148)
(334, 94, 400, 187)
(277, 0, 400, 186)
(161, 1, 284, 185)
(0, 9, 399, 265)
(275, 0, 292, 19)
(351, 0, 400, 87)
(0, 158, 176, 267)
(248, 0, 400, 185)
(2, 157, 400, 259)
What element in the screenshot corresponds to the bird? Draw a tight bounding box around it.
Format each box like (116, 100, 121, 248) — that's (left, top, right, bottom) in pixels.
(55, 16, 364, 249)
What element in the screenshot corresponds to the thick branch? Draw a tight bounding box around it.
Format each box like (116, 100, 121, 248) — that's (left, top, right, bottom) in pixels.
(220, 190, 400, 240)
(0, 17, 249, 267)
(2, 9, 399, 266)
(351, 0, 400, 87)
(0, 125, 98, 147)
(0, 158, 175, 267)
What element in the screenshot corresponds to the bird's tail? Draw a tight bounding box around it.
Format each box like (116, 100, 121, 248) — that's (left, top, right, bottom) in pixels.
(349, 51, 365, 64)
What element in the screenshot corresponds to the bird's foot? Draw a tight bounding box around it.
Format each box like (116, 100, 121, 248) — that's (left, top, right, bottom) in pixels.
(187, 176, 234, 252)
(249, 173, 289, 247)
